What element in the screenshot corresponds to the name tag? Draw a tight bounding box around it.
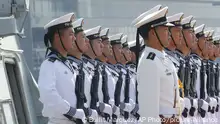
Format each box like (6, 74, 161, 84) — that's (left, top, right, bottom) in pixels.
(166, 72, 172, 76)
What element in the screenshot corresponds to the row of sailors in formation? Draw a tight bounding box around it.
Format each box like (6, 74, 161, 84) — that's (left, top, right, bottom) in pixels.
(134, 5, 220, 124)
(37, 4, 220, 124)
(38, 12, 140, 124)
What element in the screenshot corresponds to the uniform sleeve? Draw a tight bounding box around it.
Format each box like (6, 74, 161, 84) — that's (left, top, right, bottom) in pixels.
(172, 65, 180, 99)
(107, 72, 116, 102)
(137, 59, 160, 123)
(172, 66, 182, 112)
(129, 75, 136, 108)
(38, 61, 72, 116)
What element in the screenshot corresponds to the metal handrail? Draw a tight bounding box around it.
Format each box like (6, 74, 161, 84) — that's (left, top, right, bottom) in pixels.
(0, 99, 16, 124)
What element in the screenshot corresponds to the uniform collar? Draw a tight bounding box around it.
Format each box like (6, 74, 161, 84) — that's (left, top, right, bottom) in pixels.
(164, 48, 175, 57)
(144, 46, 165, 59)
(190, 53, 201, 60)
(67, 55, 82, 65)
(47, 48, 67, 61)
(175, 50, 185, 59)
(82, 55, 96, 66)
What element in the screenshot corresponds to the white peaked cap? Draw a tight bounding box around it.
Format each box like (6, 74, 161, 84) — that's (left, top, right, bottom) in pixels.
(109, 33, 123, 41)
(84, 26, 101, 37)
(209, 30, 215, 37)
(109, 33, 123, 45)
(128, 37, 144, 48)
(72, 18, 84, 29)
(181, 15, 193, 25)
(44, 12, 75, 30)
(191, 20, 196, 28)
(194, 24, 205, 35)
(121, 35, 128, 44)
(213, 35, 220, 41)
(100, 28, 109, 37)
(128, 40, 136, 48)
(134, 6, 174, 28)
(121, 35, 129, 48)
(167, 12, 184, 26)
(204, 30, 210, 38)
(131, 5, 162, 25)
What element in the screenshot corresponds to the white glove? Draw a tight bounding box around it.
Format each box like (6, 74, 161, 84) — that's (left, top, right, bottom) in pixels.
(210, 98, 215, 108)
(99, 102, 112, 115)
(211, 98, 217, 108)
(184, 97, 191, 110)
(192, 99, 198, 109)
(120, 103, 133, 112)
(179, 97, 185, 113)
(103, 103, 113, 115)
(218, 97, 220, 105)
(109, 99, 115, 107)
(199, 99, 209, 112)
(74, 109, 86, 123)
(129, 99, 136, 111)
(89, 109, 98, 120)
(192, 99, 198, 114)
(113, 105, 120, 116)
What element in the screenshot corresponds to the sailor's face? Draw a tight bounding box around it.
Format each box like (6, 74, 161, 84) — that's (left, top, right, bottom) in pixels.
(60, 27, 76, 51)
(123, 47, 132, 62)
(216, 44, 220, 57)
(103, 40, 113, 56)
(156, 26, 169, 47)
(182, 29, 197, 50)
(113, 44, 123, 62)
(198, 36, 206, 51)
(75, 31, 89, 53)
(203, 41, 210, 57)
(213, 45, 219, 57)
(131, 51, 136, 62)
(206, 41, 214, 57)
(168, 35, 176, 51)
(170, 26, 183, 47)
(92, 38, 104, 57)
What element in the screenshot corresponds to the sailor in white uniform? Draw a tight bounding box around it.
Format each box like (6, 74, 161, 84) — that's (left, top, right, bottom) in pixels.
(165, 12, 185, 124)
(38, 13, 87, 124)
(205, 30, 219, 124)
(95, 28, 118, 123)
(120, 36, 137, 124)
(104, 32, 123, 124)
(192, 24, 210, 124)
(67, 18, 98, 123)
(133, 6, 181, 124)
(175, 16, 196, 124)
(213, 36, 220, 123)
(109, 33, 133, 124)
(127, 40, 142, 124)
(83, 26, 112, 123)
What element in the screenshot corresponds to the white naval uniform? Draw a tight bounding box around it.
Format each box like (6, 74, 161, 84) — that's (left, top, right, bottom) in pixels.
(82, 57, 99, 123)
(106, 63, 121, 123)
(116, 64, 135, 124)
(137, 46, 179, 124)
(174, 51, 193, 124)
(127, 63, 139, 124)
(83, 57, 112, 124)
(38, 56, 78, 124)
(165, 51, 185, 124)
(96, 61, 113, 124)
(205, 61, 218, 124)
(189, 54, 205, 124)
(68, 56, 99, 123)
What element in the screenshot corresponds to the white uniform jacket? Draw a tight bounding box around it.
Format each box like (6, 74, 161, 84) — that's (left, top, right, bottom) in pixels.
(137, 46, 178, 124)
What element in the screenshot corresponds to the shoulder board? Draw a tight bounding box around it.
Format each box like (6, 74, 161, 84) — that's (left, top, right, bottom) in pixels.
(146, 52, 155, 60)
(48, 57, 56, 63)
